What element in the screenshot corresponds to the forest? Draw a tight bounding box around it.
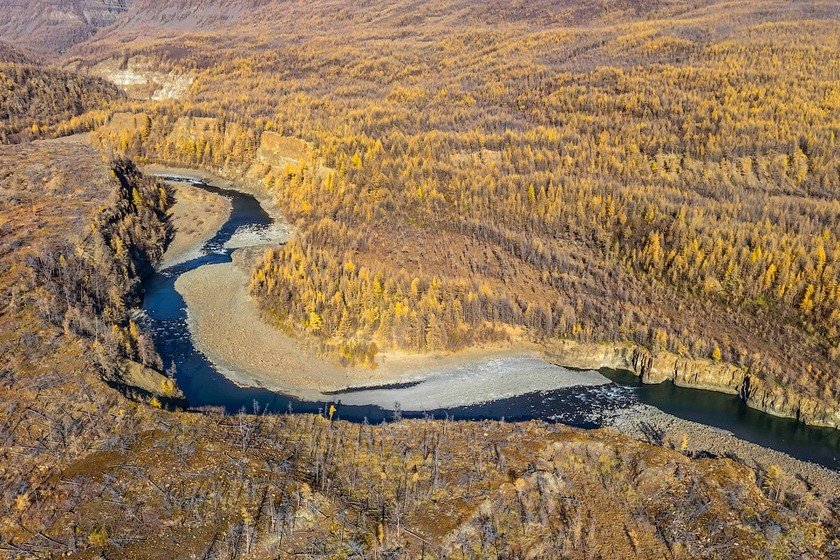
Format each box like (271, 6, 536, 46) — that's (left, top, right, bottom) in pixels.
(0, 0, 839, 557)
(1, 133, 835, 560)
(77, 0, 840, 409)
(0, 59, 122, 143)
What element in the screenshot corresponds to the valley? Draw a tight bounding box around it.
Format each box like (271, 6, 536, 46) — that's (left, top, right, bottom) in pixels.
(146, 171, 612, 404)
(1, 0, 839, 558)
(143, 169, 840, 475)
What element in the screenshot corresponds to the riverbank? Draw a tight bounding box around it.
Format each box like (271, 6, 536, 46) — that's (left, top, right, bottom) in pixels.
(148, 167, 840, 480)
(147, 164, 838, 430)
(604, 403, 840, 498)
(174, 258, 610, 404)
(142, 163, 286, 223)
(546, 339, 840, 430)
(158, 178, 232, 270)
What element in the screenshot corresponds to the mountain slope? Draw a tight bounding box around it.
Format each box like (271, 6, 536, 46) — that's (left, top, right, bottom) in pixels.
(0, 62, 123, 143)
(0, 141, 833, 559)
(0, 1, 838, 557)
(71, 0, 840, 426)
(0, 0, 131, 53)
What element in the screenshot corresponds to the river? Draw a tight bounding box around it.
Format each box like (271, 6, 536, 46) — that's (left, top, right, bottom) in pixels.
(139, 177, 840, 471)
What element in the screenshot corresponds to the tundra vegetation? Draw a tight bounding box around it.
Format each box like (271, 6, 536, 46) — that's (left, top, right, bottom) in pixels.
(0, 0, 839, 557)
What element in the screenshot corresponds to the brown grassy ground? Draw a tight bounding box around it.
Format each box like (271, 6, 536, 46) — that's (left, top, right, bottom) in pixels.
(0, 135, 112, 303)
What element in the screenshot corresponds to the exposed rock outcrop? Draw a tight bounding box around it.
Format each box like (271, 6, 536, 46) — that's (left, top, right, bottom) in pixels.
(166, 116, 222, 143)
(90, 58, 195, 100)
(101, 111, 150, 133)
(257, 131, 311, 163)
(0, 0, 131, 53)
(247, 131, 312, 177)
(114, 359, 184, 400)
(548, 340, 839, 429)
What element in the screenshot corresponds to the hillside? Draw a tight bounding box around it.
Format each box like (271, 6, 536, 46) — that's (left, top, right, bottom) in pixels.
(64, 0, 840, 426)
(0, 0, 131, 54)
(0, 63, 123, 143)
(0, 137, 832, 558)
(0, 139, 835, 556)
(0, 1, 839, 557)
(0, 41, 40, 65)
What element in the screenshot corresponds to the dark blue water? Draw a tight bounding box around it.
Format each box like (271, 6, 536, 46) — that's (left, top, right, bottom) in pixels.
(601, 369, 839, 469)
(141, 180, 623, 424)
(140, 178, 840, 470)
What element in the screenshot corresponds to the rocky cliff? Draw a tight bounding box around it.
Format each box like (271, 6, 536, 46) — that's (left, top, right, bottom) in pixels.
(0, 0, 131, 53)
(89, 57, 194, 100)
(549, 340, 839, 429)
(246, 130, 312, 176)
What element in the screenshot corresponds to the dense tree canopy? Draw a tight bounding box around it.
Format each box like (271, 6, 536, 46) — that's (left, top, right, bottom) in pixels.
(1, 1, 839, 558)
(83, 1, 840, 404)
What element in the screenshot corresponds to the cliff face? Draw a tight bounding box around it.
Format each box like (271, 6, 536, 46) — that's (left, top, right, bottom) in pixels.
(89, 58, 194, 100)
(0, 0, 131, 53)
(167, 116, 222, 143)
(738, 374, 840, 430)
(247, 130, 312, 177)
(549, 340, 840, 429)
(257, 131, 310, 163)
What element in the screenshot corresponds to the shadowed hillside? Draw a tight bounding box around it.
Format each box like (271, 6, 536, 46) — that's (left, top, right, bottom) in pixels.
(0, 41, 40, 65)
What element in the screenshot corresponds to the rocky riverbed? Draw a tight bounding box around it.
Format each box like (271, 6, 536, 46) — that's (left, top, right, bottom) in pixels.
(604, 404, 840, 497)
(175, 259, 611, 404)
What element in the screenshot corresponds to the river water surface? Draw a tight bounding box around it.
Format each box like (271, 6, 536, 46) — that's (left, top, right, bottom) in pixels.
(139, 178, 840, 470)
